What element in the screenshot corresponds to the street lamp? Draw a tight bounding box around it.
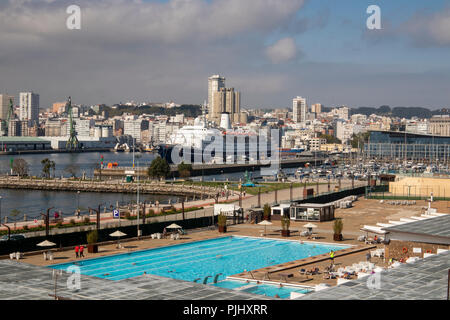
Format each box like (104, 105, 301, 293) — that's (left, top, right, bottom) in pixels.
(136, 154, 142, 238)
(77, 191, 80, 217)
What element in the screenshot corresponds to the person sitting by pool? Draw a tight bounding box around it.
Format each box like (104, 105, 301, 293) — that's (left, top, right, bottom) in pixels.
(274, 294, 280, 298)
(162, 228, 167, 238)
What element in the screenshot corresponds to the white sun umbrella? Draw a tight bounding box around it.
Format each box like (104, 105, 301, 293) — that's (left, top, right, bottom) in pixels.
(166, 223, 182, 229)
(110, 230, 127, 248)
(37, 240, 56, 247)
(303, 223, 318, 233)
(258, 220, 273, 236)
(37, 240, 56, 259)
(110, 230, 127, 237)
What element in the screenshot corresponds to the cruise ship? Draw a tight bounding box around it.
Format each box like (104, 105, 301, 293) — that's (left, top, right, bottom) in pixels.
(156, 112, 277, 164)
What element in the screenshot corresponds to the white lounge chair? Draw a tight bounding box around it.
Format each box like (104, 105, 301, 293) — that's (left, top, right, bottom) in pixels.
(10, 253, 16, 260)
(43, 252, 47, 260)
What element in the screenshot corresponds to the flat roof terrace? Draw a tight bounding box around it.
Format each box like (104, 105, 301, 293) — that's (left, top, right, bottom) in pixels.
(298, 251, 450, 300)
(0, 260, 269, 300)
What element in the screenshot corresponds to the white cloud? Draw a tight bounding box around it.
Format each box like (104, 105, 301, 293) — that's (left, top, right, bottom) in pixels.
(265, 37, 298, 64)
(404, 8, 450, 47)
(0, 0, 306, 107)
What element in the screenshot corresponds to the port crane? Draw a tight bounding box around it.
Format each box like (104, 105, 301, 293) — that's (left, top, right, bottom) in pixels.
(65, 96, 80, 150)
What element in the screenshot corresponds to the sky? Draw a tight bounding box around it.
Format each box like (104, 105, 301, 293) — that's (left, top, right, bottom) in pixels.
(0, 0, 450, 110)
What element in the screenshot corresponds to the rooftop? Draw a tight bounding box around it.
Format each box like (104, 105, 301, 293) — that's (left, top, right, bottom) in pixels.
(298, 251, 450, 300)
(383, 214, 450, 238)
(0, 137, 50, 142)
(0, 260, 268, 300)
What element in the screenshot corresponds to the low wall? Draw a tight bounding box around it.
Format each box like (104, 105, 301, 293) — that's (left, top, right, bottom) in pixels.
(0, 215, 217, 256)
(293, 186, 367, 205)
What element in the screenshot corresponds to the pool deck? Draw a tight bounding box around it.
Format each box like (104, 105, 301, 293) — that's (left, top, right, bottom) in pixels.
(229, 243, 376, 280)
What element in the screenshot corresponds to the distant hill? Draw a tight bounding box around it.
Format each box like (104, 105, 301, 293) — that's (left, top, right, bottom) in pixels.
(101, 104, 202, 118)
(349, 106, 450, 119)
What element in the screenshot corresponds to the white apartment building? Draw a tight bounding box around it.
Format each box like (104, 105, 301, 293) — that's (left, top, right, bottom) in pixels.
(351, 113, 367, 124)
(124, 119, 145, 142)
(331, 106, 349, 121)
(309, 137, 327, 151)
(336, 121, 354, 143)
(19, 92, 39, 125)
(76, 119, 93, 137)
(293, 96, 307, 123)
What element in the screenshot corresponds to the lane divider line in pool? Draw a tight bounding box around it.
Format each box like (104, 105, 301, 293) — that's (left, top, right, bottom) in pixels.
(234, 234, 355, 248)
(61, 238, 285, 277)
(83, 239, 319, 280)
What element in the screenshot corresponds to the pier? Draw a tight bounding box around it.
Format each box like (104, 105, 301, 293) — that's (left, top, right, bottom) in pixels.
(0, 176, 221, 198)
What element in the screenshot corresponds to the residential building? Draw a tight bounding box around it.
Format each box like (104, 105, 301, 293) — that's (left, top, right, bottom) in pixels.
(52, 102, 66, 114)
(211, 88, 241, 124)
(19, 92, 39, 125)
(310, 103, 322, 114)
(292, 96, 307, 123)
(208, 74, 226, 114)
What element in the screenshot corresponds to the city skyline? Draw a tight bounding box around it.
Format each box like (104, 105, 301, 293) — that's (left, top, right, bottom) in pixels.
(1, 0, 450, 109)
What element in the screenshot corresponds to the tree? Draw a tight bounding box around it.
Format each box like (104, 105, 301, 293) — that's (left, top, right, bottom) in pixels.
(12, 158, 29, 177)
(318, 134, 342, 144)
(64, 164, 80, 178)
(177, 161, 192, 178)
(147, 157, 170, 179)
(263, 203, 271, 220)
(41, 158, 55, 178)
(350, 132, 370, 149)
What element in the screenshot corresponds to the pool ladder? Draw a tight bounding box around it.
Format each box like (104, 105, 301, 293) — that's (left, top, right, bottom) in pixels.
(202, 275, 212, 284)
(195, 273, 222, 284)
(213, 273, 223, 284)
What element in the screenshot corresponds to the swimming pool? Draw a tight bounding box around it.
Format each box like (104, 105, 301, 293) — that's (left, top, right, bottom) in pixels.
(50, 236, 349, 282)
(213, 280, 311, 299)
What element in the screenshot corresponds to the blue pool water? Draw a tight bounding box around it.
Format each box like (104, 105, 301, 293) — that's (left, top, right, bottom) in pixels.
(213, 280, 311, 299)
(50, 236, 349, 282)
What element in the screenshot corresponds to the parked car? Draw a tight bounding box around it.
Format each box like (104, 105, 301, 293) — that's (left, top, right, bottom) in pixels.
(0, 234, 25, 242)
